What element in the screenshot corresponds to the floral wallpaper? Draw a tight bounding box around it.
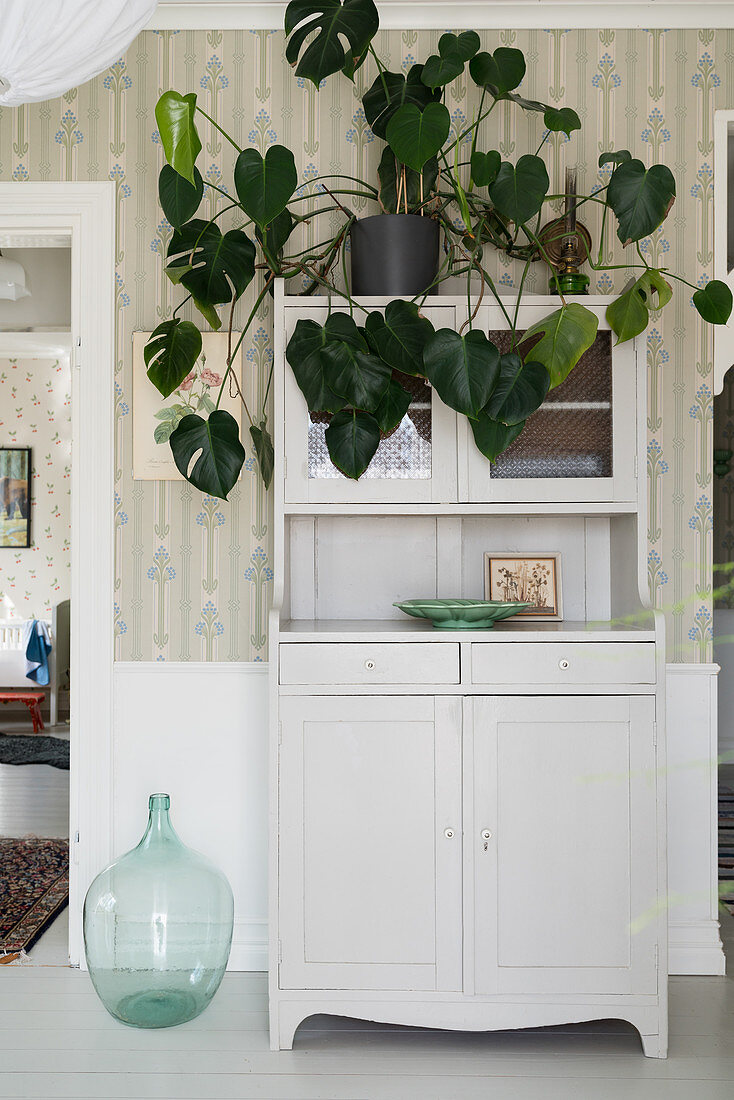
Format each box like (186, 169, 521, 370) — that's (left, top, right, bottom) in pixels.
(0, 357, 71, 620)
(0, 27, 726, 661)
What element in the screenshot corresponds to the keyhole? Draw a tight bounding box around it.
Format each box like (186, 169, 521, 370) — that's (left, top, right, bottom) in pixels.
(483, 841, 488, 852)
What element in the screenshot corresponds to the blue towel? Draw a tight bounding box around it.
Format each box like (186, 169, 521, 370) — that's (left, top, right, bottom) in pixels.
(23, 619, 52, 687)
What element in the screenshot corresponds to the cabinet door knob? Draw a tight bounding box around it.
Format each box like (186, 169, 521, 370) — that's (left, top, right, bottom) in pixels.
(558, 659, 570, 670)
(481, 830, 492, 841)
(444, 828, 455, 839)
(364, 659, 375, 670)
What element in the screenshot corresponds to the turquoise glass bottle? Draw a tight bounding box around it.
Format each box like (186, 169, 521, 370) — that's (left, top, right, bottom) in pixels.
(83, 793, 234, 1028)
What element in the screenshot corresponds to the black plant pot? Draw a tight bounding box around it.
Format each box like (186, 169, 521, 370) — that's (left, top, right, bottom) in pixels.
(350, 214, 439, 296)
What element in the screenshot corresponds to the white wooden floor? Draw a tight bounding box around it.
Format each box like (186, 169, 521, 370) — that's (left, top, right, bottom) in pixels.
(3, 758, 734, 1097)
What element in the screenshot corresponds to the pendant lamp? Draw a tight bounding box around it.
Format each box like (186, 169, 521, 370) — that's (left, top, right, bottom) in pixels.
(0, 252, 30, 301)
(0, 0, 158, 107)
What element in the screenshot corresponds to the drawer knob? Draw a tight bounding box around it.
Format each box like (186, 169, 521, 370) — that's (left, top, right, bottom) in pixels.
(364, 659, 375, 671)
(481, 830, 492, 841)
(444, 828, 455, 839)
(558, 658, 570, 670)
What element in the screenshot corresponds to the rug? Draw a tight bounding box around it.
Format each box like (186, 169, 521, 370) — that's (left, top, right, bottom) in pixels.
(0, 734, 69, 769)
(0, 837, 69, 961)
(719, 787, 734, 917)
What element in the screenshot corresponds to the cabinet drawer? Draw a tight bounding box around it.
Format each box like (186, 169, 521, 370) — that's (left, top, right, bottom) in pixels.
(471, 642, 656, 685)
(280, 642, 460, 685)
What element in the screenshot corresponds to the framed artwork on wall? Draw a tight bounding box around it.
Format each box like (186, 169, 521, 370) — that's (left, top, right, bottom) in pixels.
(132, 331, 243, 480)
(484, 552, 563, 621)
(0, 446, 31, 548)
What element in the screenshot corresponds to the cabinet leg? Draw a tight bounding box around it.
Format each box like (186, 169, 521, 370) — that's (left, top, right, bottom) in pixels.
(640, 1033, 668, 1059)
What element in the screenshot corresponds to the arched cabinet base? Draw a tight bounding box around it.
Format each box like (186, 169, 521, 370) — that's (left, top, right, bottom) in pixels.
(271, 1000, 667, 1058)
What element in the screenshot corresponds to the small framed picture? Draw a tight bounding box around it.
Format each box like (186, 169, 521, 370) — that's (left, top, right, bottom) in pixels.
(484, 552, 563, 621)
(0, 447, 32, 549)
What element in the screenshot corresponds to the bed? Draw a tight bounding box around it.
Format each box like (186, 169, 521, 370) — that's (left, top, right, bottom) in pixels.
(0, 600, 70, 726)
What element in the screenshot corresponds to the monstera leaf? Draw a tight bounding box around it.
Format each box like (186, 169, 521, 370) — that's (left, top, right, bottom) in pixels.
(144, 318, 202, 399)
(249, 421, 274, 489)
(234, 145, 298, 230)
(256, 209, 295, 263)
(285, 318, 346, 413)
(374, 378, 412, 433)
(377, 148, 438, 213)
(469, 411, 525, 462)
(365, 298, 435, 376)
(607, 158, 676, 245)
(167, 219, 256, 306)
(421, 31, 480, 88)
(606, 282, 649, 344)
(469, 47, 526, 97)
(363, 64, 440, 139)
(693, 280, 733, 325)
(169, 409, 245, 499)
(385, 101, 451, 172)
(489, 155, 549, 226)
(518, 303, 599, 388)
(607, 269, 673, 344)
(599, 149, 632, 168)
(155, 91, 201, 186)
(543, 106, 581, 137)
(325, 408, 381, 479)
(485, 353, 550, 425)
(158, 164, 204, 228)
(284, 0, 379, 85)
(636, 268, 673, 310)
(322, 339, 391, 411)
(470, 150, 501, 188)
(422, 329, 500, 417)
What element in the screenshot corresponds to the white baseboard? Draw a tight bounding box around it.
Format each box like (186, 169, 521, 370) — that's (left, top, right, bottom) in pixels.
(230, 918, 268, 972)
(668, 920, 727, 976)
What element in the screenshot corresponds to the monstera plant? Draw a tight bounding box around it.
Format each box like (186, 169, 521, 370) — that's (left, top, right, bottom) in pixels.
(145, 2, 733, 496)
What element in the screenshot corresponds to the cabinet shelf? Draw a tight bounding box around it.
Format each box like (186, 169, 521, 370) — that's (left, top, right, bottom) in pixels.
(278, 618, 656, 642)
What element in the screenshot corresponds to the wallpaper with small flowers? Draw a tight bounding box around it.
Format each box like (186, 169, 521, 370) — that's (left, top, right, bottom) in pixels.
(0, 357, 71, 620)
(0, 27, 727, 662)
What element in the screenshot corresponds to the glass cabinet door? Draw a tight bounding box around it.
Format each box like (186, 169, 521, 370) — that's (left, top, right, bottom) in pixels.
(461, 301, 638, 505)
(282, 299, 458, 504)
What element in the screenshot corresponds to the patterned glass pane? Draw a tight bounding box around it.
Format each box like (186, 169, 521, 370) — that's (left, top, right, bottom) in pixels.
(491, 330, 613, 479)
(308, 374, 432, 480)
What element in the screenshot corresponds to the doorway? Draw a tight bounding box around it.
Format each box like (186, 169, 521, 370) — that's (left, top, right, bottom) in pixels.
(0, 183, 115, 965)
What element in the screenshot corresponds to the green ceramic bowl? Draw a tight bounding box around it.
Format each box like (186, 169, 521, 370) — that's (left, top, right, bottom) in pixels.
(393, 598, 532, 630)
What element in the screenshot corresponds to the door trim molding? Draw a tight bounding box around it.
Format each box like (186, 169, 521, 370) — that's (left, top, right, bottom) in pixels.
(0, 183, 116, 966)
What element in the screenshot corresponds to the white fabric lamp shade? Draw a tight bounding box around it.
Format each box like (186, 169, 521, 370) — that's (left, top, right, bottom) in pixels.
(0, 0, 158, 107)
(0, 255, 30, 300)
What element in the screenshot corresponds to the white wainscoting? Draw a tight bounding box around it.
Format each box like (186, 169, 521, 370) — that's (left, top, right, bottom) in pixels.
(112, 660, 723, 975)
(666, 663, 725, 976)
(112, 663, 268, 971)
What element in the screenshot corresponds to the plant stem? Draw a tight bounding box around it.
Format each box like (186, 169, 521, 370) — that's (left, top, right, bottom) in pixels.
(214, 276, 275, 420)
(195, 106, 243, 154)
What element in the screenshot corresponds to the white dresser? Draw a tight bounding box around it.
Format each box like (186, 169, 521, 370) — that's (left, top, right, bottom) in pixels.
(268, 282, 667, 1057)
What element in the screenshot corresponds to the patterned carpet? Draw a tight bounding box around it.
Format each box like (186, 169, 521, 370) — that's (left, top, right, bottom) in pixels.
(720, 788, 734, 917)
(0, 837, 69, 960)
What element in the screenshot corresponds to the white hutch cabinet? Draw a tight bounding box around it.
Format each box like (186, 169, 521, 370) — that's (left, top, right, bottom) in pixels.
(269, 282, 667, 1057)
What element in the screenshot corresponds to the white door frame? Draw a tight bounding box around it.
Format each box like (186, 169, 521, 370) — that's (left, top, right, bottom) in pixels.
(0, 183, 115, 965)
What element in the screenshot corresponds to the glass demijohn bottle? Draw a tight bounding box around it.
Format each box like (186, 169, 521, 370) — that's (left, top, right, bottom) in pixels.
(83, 793, 234, 1028)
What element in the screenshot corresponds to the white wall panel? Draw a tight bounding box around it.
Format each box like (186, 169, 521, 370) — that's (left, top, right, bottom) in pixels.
(112, 663, 268, 970)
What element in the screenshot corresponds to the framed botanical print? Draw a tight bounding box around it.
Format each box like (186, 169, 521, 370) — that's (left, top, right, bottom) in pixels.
(0, 446, 31, 548)
(484, 552, 563, 621)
